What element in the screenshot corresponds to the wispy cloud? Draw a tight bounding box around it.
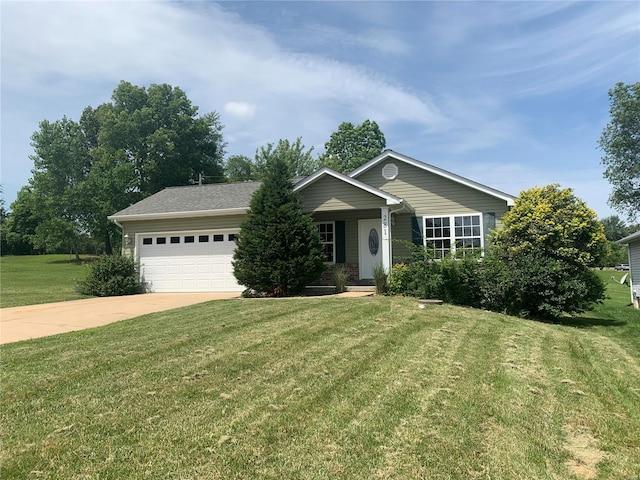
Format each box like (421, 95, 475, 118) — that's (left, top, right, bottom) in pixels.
(1, 1, 636, 217)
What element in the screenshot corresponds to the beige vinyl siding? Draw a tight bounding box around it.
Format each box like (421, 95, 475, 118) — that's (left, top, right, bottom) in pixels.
(300, 176, 387, 212)
(356, 160, 509, 218)
(389, 213, 416, 262)
(313, 209, 380, 264)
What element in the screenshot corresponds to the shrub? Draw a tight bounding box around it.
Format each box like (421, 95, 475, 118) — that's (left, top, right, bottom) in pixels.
(488, 184, 607, 318)
(387, 263, 415, 296)
(437, 253, 483, 307)
(78, 254, 143, 297)
(478, 252, 605, 319)
(334, 266, 348, 294)
(372, 263, 388, 295)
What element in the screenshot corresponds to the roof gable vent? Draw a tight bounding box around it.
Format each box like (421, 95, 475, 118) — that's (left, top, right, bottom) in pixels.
(382, 163, 398, 180)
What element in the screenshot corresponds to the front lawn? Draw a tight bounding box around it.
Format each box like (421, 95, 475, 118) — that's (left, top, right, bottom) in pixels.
(0, 255, 96, 308)
(1, 291, 639, 478)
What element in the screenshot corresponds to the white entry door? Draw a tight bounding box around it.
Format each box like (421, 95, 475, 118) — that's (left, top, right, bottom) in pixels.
(358, 219, 382, 280)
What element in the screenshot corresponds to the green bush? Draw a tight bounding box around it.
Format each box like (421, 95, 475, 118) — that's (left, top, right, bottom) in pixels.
(478, 252, 605, 319)
(372, 263, 388, 295)
(437, 254, 483, 307)
(78, 254, 143, 297)
(333, 266, 348, 294)
(387, 263, 415, 296)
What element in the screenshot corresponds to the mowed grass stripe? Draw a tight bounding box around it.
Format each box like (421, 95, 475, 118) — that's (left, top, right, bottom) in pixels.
(2, 296, 640, 479)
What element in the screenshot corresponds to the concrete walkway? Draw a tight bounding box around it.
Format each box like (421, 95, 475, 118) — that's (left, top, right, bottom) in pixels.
(0, 293, 239, 344)
(0, 291, 374, 344)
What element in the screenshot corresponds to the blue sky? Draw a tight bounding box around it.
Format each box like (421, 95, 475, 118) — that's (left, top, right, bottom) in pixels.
(1, 1, 638, 219)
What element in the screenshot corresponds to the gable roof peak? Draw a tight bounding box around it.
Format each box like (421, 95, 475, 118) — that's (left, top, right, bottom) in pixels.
(349, 150, 515, 206)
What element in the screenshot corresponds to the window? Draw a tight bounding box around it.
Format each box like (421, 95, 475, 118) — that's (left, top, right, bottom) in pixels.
(424, 214, 482, 257)
(198, 235, 209, 243)
(228, 234, 237, 241)
(156, 237, 166, 245)
(142, 238, 152, 245)
(184, 236, 195, 243)
(316, 222, 335, 263)
(170, 236, 180, 244)
(213, 234, 224, 242)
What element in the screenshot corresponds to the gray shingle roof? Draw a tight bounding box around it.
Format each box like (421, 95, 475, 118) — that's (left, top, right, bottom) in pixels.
(109, 182, 261, 219)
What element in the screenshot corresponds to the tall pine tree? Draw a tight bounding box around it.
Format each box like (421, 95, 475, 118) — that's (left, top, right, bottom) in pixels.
(232, 154, 325, 296)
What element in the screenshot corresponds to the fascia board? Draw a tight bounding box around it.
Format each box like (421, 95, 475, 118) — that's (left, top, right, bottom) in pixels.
(107, 207, 249, 223)
(350, 150, 516, 207)
(619, 230, 640, 244)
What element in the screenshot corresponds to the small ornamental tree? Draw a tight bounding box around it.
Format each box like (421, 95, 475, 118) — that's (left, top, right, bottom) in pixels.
(489, 184, 607, 318)
(232, 153, 325, 296)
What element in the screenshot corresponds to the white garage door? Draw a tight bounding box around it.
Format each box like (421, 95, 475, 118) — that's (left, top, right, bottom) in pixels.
(138, 231, 243, 292)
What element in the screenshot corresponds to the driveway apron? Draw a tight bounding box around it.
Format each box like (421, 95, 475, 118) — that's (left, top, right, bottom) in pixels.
(0, 293, 239, 344)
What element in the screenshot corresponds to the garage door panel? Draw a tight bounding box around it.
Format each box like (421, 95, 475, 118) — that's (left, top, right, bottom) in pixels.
(138, 231, 242, 292)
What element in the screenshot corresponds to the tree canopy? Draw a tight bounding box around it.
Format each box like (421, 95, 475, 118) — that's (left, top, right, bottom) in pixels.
(492, 184, 607, 268)
(320, 120, 386, 173)
(599, 82, 640, 221)
(224, 138, 318, 182)
(14, 81, 226, 254)
(232, 151, 325, 296)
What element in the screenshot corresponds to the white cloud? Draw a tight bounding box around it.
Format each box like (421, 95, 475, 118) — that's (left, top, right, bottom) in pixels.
(0, 0, 635, 219)
(224, 102, 256, 119)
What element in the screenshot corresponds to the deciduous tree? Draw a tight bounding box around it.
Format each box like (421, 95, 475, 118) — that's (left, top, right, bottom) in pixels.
(320, 120, 386, 173)
(22, 81, 226, 253)
(254, 138, 318, 179)
(225, 155, 257, 182)
(599, 82, 640, 221)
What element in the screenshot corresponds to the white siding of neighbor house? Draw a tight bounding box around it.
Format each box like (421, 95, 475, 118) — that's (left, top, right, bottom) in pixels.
(355, 160, 510, 219)
(629, 240, 640, 307)
(300, 176, 387, 212)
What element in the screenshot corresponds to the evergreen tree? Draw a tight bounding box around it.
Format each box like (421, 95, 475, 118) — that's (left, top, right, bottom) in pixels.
(232, 154, 325, 296)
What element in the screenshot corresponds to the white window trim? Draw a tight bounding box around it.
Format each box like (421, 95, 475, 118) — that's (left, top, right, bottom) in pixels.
(315, 221, 336, 264)
(422, 213, 484, 256)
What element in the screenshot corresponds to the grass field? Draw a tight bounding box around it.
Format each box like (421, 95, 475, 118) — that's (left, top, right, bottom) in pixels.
(1, 269, 639, 479)
(0, 255, 96, 308)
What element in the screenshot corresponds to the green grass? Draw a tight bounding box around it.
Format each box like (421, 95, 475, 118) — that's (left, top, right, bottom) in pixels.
(0, 255, 96, 307)
(1, 279, 639, 479)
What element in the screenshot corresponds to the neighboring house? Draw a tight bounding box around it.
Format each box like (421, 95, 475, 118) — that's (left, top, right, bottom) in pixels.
(618, 230, 640, 309)
(108, 150, 515, 292)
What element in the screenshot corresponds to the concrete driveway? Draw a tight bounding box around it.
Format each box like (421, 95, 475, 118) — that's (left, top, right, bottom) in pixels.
(0, 293, 239, 344)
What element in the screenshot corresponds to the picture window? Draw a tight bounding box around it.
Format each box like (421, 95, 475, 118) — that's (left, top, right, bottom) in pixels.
(424, 214, 482, 257)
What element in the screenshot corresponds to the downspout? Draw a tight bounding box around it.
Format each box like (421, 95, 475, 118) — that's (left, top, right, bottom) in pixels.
(109, 217, 126, 255)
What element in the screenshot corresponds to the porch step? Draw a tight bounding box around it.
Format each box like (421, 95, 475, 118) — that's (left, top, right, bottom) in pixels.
(304, 285, 376, 296)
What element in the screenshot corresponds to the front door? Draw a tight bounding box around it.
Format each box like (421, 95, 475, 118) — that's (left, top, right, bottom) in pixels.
(359, 219, 382, 280)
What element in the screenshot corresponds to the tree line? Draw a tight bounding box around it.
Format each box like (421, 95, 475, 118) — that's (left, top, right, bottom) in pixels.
(0, 81, 386, 257)
(1, 79, 638, 261)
